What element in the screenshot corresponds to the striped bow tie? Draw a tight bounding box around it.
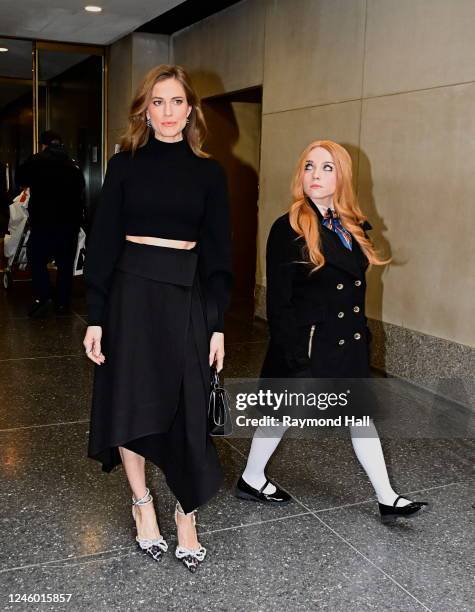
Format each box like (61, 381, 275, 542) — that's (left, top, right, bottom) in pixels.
(322, 208, 353, 250)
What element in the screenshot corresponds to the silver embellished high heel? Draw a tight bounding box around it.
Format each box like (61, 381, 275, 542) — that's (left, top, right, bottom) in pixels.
(131, 487, 168, 562)
(174, 502, 206, 573)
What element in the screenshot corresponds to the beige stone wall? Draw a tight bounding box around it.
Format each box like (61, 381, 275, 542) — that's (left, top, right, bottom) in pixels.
(107, 36, 132, 159)
(171, 0, 266, 99)
(171, 0, 475, 349)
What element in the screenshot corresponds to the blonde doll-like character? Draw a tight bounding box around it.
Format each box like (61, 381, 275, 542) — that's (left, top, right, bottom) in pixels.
(235, 140, 427, 523)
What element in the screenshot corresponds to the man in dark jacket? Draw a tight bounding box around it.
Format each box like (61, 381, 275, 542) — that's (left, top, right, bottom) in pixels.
(16, 130, 85, 316)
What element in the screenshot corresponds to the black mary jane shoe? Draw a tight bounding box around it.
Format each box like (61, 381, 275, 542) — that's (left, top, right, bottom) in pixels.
(234, 475, 292, 505)
(379, 494, 428, 524)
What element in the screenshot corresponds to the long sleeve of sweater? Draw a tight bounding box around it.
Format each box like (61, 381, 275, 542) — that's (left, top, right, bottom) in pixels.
(198, 160, 233, 332)
(84, 154, 126, 326)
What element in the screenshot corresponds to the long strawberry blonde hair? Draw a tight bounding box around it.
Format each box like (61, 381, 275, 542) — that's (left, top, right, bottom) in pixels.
(119, 64, 209, 157)
(289, 140, 390, 271)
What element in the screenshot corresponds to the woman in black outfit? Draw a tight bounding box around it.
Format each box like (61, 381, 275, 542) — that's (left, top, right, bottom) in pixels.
(235, 140, 428, 523)
(83, 65, 232, 572)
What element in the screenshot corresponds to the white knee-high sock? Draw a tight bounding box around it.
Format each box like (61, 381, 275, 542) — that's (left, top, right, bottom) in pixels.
(241, 424, 288, 494)
(349, 420, 411, 506)
(241, 420, 413, 505)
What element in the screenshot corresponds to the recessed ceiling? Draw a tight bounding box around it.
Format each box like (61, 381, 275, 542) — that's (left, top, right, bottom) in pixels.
(0, 40, 32, 80)
(0, 0, 185, 45)
(0, 39, 96, 109)
(0, 38, 92, 81)
(137, 0, 243, 35)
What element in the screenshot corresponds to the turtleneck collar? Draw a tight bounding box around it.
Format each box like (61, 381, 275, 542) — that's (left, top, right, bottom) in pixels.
(144, 134, 190, 154)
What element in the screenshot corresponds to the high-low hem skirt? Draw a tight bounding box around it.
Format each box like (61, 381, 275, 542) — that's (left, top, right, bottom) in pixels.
(87, 242, 223, 513)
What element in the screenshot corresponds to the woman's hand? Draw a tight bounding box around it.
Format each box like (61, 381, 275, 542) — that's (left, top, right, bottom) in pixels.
(209, 332, 225, 372)
(83, 326, 105, 365)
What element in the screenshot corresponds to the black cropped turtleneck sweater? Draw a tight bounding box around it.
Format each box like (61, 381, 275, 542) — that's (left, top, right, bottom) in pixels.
(84, 136, 232, 331)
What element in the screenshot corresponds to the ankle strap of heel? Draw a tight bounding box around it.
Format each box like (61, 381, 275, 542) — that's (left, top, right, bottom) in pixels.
(132, 487, 153, 506)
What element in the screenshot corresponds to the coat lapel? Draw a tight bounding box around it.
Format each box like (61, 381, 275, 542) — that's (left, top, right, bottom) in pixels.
(305, 197, 367, 278)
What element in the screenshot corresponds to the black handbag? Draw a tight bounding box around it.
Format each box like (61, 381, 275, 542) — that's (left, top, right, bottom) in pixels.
(208, 366, 232, 436)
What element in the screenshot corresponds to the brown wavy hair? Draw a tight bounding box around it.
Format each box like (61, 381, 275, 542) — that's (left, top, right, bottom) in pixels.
(289, 140, 390, 271)
(119, 64, 209, 157)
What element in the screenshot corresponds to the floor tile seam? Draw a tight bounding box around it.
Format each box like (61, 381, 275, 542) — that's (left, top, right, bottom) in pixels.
(1, 314, 81, 321)
(383, 380, 474, 412)
(0, 354, 83, 362)
(0, 477, 470, 582)
(287, 494, 434, 612)
(277, 483, 432, 612)
(223, 438, 472, 499)
(0, 419, 89, 433)
(28, 551, 139, 572)
(198, 510, 312, 536)
(311, 479, 471, 514)
(1, 439, 469, 584)
(72, 311, 88, 326)
(222, 437, 377, 507)
(0, 511, 311, 575)
(0, 547, 135, 575)
(0, 316, 36, 321)
(0, 314, 84, 323)
(221, 437, 438, 611)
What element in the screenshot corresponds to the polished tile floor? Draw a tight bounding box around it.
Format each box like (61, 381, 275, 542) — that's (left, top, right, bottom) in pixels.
(0, 279, 473, 611)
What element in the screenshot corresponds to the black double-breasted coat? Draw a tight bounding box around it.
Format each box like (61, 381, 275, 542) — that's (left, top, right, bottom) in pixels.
(261, 197, 373, 380)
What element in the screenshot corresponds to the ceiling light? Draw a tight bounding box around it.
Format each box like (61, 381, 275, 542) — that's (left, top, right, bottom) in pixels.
(85, 5, 102, 12)
(0, 47, 8, 52)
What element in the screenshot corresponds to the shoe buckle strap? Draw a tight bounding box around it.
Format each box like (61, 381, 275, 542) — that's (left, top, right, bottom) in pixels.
(259, 479, 270, 494)
(393, 494, 403, 508)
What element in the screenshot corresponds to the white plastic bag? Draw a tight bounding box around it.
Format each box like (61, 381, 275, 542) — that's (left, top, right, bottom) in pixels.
(73, 227, 86, 276)
(4, 190, 29, 259)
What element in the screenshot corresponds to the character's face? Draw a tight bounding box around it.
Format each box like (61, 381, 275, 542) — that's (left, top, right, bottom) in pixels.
(146, 78, 192, 142)
(302, 146, 337, 203)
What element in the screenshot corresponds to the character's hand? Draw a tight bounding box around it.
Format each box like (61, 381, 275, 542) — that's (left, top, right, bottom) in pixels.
(83, 326, 105, 365)
(209, 332, 225, 372)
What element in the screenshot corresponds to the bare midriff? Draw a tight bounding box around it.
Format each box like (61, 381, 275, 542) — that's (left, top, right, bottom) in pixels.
(125, 236, 196, 250)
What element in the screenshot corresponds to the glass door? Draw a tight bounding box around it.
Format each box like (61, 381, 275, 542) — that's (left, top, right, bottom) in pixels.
(35, 41, 105, 215)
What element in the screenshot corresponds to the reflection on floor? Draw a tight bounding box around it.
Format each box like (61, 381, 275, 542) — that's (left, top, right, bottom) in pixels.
(0, 280, 473, 611)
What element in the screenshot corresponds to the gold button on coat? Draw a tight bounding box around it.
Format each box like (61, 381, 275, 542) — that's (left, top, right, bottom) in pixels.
(354, 333, 361, 340)
(338, 339, 345, 345)
(353, 306, 360, 313)
(336, 283, 344, 290)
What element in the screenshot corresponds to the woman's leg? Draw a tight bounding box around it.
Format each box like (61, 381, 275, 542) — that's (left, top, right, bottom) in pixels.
(240, 420, 414, 505)
(175, 504, 199, 549)
(241, 424, 289, 494)
(349, 420, 412, 506)
(119, 446, 163, 538)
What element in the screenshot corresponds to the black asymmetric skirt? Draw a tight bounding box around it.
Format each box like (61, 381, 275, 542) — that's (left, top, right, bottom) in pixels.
(87, 241, 223, 513)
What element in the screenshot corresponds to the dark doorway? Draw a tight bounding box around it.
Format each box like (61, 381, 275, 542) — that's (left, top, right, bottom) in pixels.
(202, 87, 262, 322)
